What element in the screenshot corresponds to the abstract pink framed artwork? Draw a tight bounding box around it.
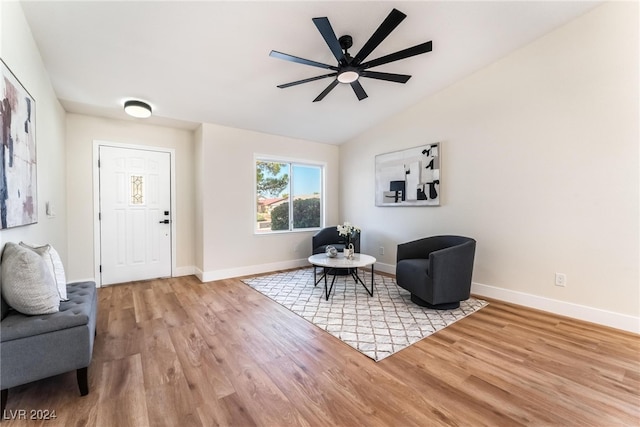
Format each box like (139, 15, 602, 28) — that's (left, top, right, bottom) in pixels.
(0, 59, 37, 229)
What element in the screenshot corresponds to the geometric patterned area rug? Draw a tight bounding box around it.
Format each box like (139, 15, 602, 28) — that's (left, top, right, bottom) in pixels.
(242, 268, 488, 361)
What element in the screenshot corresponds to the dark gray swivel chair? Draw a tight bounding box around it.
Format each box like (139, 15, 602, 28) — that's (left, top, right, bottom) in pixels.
(312, 226, 360, 255)
(312, 226, 361, 276)
(396, 235, 476, 309)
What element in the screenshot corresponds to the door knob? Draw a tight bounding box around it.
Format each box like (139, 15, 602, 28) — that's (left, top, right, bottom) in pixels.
(159, 219, 171, 224)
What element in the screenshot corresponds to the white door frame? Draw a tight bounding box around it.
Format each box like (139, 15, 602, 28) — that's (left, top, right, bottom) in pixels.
(92, 140, 177, 287)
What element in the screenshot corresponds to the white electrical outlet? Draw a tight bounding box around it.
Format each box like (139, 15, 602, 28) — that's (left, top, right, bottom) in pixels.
(379, 246, 384, 255)
(555, 273, 567, 287)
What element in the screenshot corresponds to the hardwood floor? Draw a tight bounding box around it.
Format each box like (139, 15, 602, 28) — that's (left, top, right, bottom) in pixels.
(2, 273, 639, 426)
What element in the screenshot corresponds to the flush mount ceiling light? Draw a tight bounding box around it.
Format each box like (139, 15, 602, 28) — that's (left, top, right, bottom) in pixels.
(124, 100, 152, 118)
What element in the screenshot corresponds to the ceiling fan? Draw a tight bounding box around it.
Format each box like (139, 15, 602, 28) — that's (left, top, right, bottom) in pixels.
(269, 8, 432, 102)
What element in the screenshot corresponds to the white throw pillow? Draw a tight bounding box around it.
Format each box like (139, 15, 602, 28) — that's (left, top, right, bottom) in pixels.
(1, 242, 60, 315)
(20, 242, 68, 301)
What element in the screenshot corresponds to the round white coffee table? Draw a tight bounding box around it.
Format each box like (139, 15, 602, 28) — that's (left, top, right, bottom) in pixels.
(307, 253, 377, 300)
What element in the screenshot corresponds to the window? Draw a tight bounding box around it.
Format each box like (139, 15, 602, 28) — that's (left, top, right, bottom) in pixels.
(255, 158, 323, 233)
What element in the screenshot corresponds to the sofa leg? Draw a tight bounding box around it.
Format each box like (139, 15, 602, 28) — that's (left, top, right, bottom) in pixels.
(1, 388, 7, 417)
(77, 367, 89, 396)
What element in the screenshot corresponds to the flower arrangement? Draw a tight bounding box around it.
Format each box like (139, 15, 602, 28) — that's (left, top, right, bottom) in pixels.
(337, 221, 360, 245)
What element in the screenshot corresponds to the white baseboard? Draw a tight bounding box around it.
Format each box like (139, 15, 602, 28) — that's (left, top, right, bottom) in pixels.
(173, 265, 197, 277)
(197, 259, 310, 283)
(375, 262, 396, 275)
(471, 282, 640, 334)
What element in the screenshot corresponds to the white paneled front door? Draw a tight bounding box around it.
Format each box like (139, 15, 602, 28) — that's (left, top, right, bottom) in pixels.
(99, 146, 172, 285)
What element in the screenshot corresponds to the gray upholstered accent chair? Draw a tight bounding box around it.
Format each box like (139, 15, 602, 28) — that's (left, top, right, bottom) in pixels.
(312, 226, 361, 276)
(396, 235, 476, 309)
(312, 226, 361, 255)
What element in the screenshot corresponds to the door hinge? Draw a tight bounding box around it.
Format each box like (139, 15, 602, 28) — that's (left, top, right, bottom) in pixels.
(98, 212, 101, 221)
(98, 159, 101, 168)
(99, 265, 102, 273)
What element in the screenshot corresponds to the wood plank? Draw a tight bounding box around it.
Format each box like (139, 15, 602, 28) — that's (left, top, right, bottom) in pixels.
(2, 273, 637, 427)
(93, 307, 142, 362)
(95, 354, 150, 427)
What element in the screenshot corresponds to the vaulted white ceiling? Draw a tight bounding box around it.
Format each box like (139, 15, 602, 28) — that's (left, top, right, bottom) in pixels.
(21, 1, 599, 144)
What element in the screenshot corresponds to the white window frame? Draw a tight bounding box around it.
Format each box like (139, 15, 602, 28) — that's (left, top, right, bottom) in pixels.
(254, 154, 325, 234)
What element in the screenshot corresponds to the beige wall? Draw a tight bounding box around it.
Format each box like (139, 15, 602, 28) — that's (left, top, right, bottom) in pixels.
(65, 116, 337, 283)
(0, 2, 67, 258)
(196, 123, 340, 280)
(340, 2, 639, 329)
(65, 114, 195, 281)
(5, 1, 636, 331)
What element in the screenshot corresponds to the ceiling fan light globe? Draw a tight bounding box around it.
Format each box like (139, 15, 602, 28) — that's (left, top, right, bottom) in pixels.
(124, 100, 152, 118)
(337, 70, 359, 84)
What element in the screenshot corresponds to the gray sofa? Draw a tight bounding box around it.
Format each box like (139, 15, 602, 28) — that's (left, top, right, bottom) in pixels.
(0, 281, 97, 414)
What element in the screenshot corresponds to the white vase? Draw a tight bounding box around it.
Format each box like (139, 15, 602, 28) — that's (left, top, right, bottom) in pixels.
(344, 243, 355, 259)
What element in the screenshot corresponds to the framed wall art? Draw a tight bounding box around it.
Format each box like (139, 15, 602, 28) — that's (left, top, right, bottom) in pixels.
(0, 59, 37, 229)
(375, 143, 440, 207)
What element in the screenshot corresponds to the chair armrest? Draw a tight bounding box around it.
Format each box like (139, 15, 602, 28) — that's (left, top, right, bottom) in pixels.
(429, 240, 476, 289)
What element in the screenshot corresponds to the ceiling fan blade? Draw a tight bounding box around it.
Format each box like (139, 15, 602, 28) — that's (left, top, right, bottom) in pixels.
(312, 17, 347, 66)
(313, 79, 339, 102)
(360, 41, 433, 70)
(277, 73, 338, 88)
(353, 8, 406, 65)
(270, 50, 338, 70)
(350, 80, 368, 101)
(360, 70, 411, 83)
